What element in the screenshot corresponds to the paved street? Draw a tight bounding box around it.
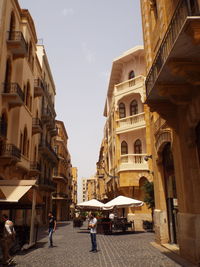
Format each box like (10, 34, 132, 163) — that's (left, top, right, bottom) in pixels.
(13, 222, 188, 267)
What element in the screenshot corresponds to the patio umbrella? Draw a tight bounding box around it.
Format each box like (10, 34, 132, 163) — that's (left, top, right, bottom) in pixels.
(103, 195, 143, 210)
(76, 199, 105, 210)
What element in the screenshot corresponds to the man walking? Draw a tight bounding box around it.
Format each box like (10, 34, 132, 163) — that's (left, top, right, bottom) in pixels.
(88, 213, 97, 252)
(48, 212, 56, 248)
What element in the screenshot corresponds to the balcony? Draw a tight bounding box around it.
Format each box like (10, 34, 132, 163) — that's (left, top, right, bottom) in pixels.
(38, 177, 56, 191)
(146, 0, 200, 105)
(49, 127, 58, 137)
(0, 119, 7, 139)
(39, 140, 58, 164)
(34, 79, 45, 97)
(115, 75, 145, 94)
(0, 143, 21, 165)
(7, 31, 28, 58)
(53, 172, 68, 183)
(41, 107, 52, 123)
(116, 113, 146, 134)
(29, 161, 41, 175)
(52, 192, 68, 200)
(32, 118, 42, 135)
(118, 154, 149, 172)
(2, 83, 24, 108)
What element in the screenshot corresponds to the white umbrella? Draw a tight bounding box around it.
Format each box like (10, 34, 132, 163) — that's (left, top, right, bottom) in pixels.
(103, 195, 143, 210)
(76, 199, 105, 210)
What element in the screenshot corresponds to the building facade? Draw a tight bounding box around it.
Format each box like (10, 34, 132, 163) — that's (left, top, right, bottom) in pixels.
(85, 177, 98, 201)
(70, 167, 78, 218)
(140, 0, 200, 264)
(52, 120, 72, 221)
(0, 0, 58, 245)
(98, 47, 153, 230)
(82, 178, 87, 202)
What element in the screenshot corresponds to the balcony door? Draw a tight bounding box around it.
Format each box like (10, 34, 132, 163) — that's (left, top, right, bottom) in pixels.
(4, 59, 12, 92)
(162, 142, 178, 244)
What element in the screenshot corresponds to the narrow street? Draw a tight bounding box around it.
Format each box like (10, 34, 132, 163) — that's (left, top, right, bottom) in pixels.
(13, 222, 188, 267)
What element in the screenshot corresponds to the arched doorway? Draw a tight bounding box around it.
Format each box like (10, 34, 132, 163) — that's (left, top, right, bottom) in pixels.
(162, 142, 178, 244)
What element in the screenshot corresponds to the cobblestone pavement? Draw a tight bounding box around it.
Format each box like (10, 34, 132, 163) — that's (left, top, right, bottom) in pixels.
(13, 222, 186, 267)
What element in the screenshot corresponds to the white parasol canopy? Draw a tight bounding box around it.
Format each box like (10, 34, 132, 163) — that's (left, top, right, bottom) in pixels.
(103, 195, 143, 210)
(76, 199, 105, 210)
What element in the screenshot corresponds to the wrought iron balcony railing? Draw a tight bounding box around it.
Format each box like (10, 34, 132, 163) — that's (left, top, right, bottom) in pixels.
(3, 83, 25, 102)
(146, 0, 200, 97)
(30, 161, 41, 171)
(0, 143, 21, 159)
(39, 140, 58, 161)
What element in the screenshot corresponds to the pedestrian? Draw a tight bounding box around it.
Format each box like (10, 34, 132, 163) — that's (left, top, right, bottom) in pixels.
(0, 214, 16, 265)
(88, 213, 97, 253)
(48, 211, 56, 248)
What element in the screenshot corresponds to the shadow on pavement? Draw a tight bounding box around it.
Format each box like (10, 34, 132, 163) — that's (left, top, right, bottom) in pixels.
(161, 251, 195, 267)
(56, 222, 71, 228)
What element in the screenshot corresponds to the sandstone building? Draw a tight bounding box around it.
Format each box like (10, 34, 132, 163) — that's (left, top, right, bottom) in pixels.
(140, 0, 200, 264)
(97, 47, 153, 230)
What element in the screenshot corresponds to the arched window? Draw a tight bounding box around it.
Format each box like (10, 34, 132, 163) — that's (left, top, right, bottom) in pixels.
(119, 102, 126, 118)
(129, 70, 135, 80)
(121, 141, 128, 155)
(195, 122, 200, 163)
(130, 100, 138, 115)
(23, 127, 27, 156)
(1, 113, 7, 137)
(134, 139, 142, 154)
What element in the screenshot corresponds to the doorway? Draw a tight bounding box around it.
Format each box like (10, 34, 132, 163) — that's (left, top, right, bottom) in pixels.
(162, 142, 178, 244)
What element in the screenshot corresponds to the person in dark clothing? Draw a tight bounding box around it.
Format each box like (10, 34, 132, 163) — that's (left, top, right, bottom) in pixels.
(48, 212, 56, 248)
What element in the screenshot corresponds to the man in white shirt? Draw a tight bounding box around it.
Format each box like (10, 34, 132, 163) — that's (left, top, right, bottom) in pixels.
(88, 213, 97, 252)
(1, 214, 15, 265)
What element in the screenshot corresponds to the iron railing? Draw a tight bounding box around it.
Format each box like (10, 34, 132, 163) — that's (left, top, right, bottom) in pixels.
(3, 83, 25, 102)
(146, 0, 200, 96)
(39, 140, 58, 161)
(38, 177, 56, 188)
(30, 161, 41, 171)
(0, 143, 21, 159)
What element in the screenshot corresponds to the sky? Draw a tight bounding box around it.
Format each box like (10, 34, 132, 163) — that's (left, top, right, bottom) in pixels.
(19, 0, 143, 201)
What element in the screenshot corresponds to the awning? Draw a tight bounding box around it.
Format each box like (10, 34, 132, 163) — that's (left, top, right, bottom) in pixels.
(0, 180, 37, 203)
(0, 185, 32, 202)
(76, 199, 105, 210)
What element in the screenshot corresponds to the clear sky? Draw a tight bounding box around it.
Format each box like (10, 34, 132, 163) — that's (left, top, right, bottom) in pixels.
(19, 0, 143, 201)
